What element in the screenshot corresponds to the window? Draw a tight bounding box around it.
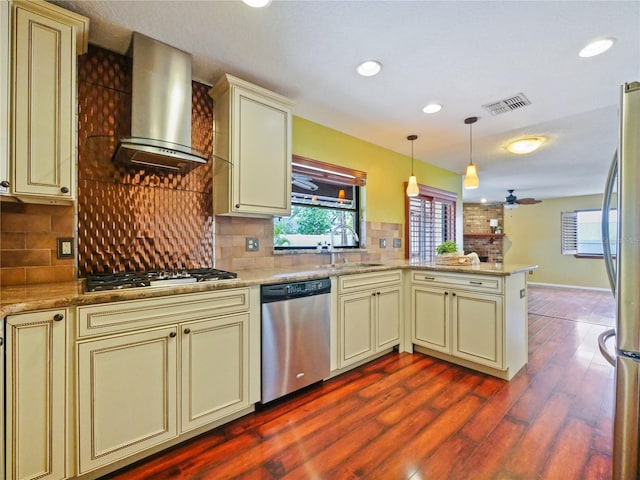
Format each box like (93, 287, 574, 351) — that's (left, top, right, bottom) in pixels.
(561, 209, 617, 257)
(405, 185, 457, 261)
(274, 156, 366, 249)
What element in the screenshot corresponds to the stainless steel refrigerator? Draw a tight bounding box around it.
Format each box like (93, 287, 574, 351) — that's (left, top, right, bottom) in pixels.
(599, 80, 640, 480)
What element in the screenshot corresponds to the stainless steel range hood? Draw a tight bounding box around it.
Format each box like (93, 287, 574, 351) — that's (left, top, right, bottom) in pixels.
(113, 32, 207, 170)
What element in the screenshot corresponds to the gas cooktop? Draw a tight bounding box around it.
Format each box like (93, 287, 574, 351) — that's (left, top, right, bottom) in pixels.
(85, 268, 238, 292)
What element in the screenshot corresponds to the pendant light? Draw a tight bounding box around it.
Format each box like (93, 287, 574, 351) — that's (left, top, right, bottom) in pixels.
(463, 116, 480, 189)
(406, 134, 419, 197)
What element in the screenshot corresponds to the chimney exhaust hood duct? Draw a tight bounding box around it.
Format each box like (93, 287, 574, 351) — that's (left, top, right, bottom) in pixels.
(113, 32, 208, 170)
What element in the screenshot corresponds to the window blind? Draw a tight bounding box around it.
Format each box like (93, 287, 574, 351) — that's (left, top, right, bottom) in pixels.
(561, 211, 578, 255)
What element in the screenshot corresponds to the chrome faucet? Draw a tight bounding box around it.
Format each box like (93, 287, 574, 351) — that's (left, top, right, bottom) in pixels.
(329, 224, 360, 265)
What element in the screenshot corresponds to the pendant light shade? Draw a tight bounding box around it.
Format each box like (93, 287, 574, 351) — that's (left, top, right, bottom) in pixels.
(406, 134, 419, 197)
(463, 116, 480, 189)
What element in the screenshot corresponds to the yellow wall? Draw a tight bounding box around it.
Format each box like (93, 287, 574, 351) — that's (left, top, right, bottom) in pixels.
(503, 194, 610, 289)
(292, 116, 464, 243)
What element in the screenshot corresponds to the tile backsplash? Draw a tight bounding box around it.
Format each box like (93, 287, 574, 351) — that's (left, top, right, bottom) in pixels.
(0, 202, 75, 286)
(0, 44, 404, 286)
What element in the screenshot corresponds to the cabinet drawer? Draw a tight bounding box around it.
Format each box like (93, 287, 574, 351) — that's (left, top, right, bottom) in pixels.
(77, 288, 250, 338)
(410, 271, 503, 293)
(339, 269, 402, 294)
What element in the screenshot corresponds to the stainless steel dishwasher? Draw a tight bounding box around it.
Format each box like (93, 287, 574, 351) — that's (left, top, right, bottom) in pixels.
(261, 278, 331, 403)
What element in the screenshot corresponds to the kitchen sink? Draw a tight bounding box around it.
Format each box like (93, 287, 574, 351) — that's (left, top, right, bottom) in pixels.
(315, 262, 385, 270)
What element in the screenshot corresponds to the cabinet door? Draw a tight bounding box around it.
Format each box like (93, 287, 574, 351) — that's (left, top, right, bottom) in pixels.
(180, 313, 249, 433)
(338, 291, 375, 368)
(6, 309, 67, 480)
(232, 87, 291, 215)
(412, 286, 450, 353)
(77, 327, 178, 475)
(451, 291, 504, 369)
(0, 0, 9, 195)
(11, 1, 86, 200)
(376, 286, 401, 351)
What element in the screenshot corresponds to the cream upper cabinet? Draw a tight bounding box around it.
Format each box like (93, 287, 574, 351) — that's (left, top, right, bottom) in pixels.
(5, 308, 68, 480)
(410, 270, 527, 380)
(210, 74, 293, 217)
(10, 0, 88, 203)
(0, 0, 9, 195)
(337, 270, 402, 369)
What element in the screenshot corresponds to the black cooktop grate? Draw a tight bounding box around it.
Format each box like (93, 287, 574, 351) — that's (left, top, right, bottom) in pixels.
(85, 268, 238, 292)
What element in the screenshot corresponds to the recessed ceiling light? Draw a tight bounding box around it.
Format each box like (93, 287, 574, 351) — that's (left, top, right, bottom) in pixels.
(422, 103, 442, 114)
(356, 60, 382, 77)
(242, 0, 272, 7)
(506, 137, 545, 155)
(579, 37, 616, 58)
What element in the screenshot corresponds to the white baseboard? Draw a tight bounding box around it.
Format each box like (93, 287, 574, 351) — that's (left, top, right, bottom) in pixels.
(528, 281, 611, 293)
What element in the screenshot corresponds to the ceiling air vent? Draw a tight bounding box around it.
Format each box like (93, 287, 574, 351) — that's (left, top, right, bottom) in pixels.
(482, 93, 531, 116)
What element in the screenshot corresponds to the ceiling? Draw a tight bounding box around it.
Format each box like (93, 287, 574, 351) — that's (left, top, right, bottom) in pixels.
(56, 0, 640, 204)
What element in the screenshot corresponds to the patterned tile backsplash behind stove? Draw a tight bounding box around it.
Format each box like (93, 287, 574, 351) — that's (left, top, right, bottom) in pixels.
(0, 45, 403, 285)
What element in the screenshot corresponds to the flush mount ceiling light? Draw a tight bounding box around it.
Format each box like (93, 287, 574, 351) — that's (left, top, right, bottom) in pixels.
(463, 117, 480, 190)
(506, 137, 545, 155)
(422, 103, 442, 114)
(579, 37, 616, 58)
(242, 0, 272, 7)
(356, 60, 383, 77)
(406, 134, 419, 197)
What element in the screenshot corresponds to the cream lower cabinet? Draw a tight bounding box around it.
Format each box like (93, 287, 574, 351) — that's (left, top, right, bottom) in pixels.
(75, 288, 253, 476)
(5, 308, 68, 480)
(180, 313, 249, 433)
(411, 270, 527, 380)
(77, 326, 179, 474)
(10, 0, 88, 203)
(337, 270, 402, 369)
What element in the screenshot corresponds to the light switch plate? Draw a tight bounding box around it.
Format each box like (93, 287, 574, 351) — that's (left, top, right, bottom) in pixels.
(379, 238, 387, 248)
(246, 237, 259, 252)
(57, 237, 74, 259)
(393, 238, 401, 248)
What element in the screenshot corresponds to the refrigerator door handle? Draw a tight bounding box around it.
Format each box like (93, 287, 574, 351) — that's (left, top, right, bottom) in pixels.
(601, 150, 618, 295)
(598, 328, 617, 367)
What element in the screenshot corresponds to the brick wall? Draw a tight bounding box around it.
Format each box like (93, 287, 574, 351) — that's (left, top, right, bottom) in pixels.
(463, 203, 504, 262)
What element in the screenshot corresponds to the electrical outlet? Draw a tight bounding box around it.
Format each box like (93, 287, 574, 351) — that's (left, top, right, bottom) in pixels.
(57, 237, 74, 259)
(520, 288, 526, 298)
(379, 238, 387, 248)
(246, 237, 259, 252)
(393, 238, 401, 248)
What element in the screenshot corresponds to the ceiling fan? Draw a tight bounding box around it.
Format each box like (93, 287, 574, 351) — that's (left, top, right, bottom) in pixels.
(503, 189, 542, 208)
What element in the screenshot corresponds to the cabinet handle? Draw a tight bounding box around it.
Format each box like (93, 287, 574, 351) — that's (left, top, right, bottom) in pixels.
(169, 331, 177, 338)
(372, 292, 376, 297)
(377, 291, 381, 296)
(235, 204, 240, 209)
(60, 186, 69, 194)
(469, 281, 483, 285)
(444, 291, 448, 296)
(0, 180, 9, 188)
(184, 328, 191, 334)
(452, 292, 457, 297)
(424, 276, 435, 280)
(53, 313, 64, 322)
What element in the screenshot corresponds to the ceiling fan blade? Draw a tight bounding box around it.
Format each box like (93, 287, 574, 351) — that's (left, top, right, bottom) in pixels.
(515, 198, 541, 205)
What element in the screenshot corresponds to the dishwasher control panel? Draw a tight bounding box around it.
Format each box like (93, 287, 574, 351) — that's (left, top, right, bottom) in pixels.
(261, 278, 331, 303)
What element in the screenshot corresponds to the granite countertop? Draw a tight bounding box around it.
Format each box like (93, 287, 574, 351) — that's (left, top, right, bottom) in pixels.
(0, 261, 537, 317)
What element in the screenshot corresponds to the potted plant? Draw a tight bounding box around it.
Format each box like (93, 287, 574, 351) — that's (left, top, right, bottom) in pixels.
(435, 241, 469, 265)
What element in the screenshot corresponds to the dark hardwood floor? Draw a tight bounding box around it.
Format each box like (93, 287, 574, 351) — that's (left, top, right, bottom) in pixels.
(103, 285, 615, 479)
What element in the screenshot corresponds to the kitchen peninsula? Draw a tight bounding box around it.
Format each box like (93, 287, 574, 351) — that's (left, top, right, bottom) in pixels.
(1, 261, 536, 480)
